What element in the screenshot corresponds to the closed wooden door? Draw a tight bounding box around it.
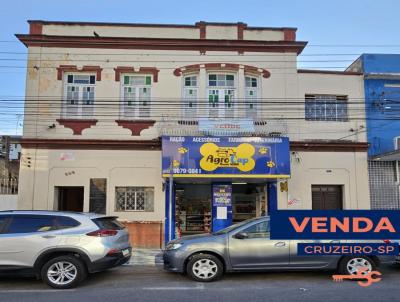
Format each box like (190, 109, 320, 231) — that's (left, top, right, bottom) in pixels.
(312, 185, 343, 210)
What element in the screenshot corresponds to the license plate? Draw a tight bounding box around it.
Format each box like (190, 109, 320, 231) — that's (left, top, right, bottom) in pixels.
(122, 248, 131, 257)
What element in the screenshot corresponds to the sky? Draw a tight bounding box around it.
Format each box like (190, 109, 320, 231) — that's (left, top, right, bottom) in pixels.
(0, 0, 400, 135)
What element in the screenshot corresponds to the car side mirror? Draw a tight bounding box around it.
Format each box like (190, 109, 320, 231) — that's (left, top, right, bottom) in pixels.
(234, 232, 249, 239)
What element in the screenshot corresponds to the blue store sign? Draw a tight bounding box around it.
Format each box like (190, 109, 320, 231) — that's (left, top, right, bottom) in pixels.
(162, 136, 290, 178)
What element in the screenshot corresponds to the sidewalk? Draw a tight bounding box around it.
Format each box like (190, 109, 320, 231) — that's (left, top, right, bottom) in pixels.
(127, 248, 163, 266)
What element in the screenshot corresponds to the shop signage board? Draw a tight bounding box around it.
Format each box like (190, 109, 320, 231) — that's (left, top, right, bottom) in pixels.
(162, 136, 290, 178)
(198, 118, 255, 136)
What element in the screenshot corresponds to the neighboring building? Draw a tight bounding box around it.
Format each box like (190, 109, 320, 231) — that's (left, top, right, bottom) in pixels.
(17, 20, 369, 248)
(0, 135, 21, 178)
(0, 136, 20, 207)
(347, 54, 400, 209)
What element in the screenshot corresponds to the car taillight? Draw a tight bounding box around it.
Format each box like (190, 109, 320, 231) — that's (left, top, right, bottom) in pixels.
(383, 239, 392, 244)
(106, 249, 120, 256)
(86, 229, 118, 237)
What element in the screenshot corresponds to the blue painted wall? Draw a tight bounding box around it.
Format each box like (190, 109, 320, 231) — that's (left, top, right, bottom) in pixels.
(359, 54, 400, 157)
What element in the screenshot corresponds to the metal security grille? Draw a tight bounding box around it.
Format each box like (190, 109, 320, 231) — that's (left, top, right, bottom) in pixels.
(311, 185, 343, 210)
(368, 160, 400, 209)
(115, 187, 154, 212)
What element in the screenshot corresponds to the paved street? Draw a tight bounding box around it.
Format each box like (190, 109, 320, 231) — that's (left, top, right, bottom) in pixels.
(0, 264, 399, 302)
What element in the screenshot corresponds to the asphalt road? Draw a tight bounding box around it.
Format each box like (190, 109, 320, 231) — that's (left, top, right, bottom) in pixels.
(0, 264, 399, 302)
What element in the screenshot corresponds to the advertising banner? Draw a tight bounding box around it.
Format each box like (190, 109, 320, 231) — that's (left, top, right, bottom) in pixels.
(162, 136, 290, 178)
(212, 184, 232, 207)
(270, 210, 400, 240)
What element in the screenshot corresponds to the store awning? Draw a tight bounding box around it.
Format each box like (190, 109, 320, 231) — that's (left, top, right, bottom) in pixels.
(372, 149, 400, 161)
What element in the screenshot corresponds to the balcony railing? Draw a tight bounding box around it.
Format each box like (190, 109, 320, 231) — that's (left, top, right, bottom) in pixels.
(0, 177, 18, 195)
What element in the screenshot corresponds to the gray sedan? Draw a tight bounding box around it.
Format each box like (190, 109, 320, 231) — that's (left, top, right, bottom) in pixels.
(163, 217, 394, 282)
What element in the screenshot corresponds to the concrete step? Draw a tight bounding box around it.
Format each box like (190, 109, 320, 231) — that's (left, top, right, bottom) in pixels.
(127, 249, 163, 266)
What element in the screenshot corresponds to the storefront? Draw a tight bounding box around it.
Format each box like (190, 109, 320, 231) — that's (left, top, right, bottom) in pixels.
(162, 136, 290, 243)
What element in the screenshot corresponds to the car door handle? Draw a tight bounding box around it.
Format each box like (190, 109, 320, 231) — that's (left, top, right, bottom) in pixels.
(274, 241, 286, 247)
(42, 235, 56, 239)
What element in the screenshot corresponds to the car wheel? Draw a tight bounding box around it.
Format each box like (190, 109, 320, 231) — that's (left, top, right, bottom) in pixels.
(338, 256, 375, 276)
(187, 254, 223, 282)
(41, 255, 87, 289)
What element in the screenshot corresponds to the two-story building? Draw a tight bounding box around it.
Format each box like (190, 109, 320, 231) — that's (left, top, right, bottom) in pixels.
(347, 54, 400, 210)
(17, 20, 369, 248)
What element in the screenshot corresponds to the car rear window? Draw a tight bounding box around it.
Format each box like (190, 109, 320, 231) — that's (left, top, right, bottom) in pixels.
(57, 216, 81, 229)
(92, 217, 125, 230)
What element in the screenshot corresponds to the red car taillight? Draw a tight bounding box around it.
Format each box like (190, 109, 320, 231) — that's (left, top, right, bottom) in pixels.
(86, 229, 118, 237)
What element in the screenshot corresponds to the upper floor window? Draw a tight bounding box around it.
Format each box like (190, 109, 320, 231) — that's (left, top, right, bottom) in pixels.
(305, 94, 348, 122)
(183, 75, 198, 118)
(63, 74, 96, 118)
(121, 75, 152, 119)
(245, 76, 259, 118)
(207, 74, 235, 118)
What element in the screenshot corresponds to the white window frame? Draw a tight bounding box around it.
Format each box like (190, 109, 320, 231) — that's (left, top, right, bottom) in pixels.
(120, 74, 152, 119)
(305, 94, 348, 122)
(206, 72, 236, 119)
(245, 75, 260, 118)
(62, 73, 96, 119)
(182, 74, 199, 119)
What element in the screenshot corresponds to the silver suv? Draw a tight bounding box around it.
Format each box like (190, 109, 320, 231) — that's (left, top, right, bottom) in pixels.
(0, 211, 132, 289)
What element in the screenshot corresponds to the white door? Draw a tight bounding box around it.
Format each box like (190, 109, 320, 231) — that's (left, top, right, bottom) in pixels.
(207, 89, 235, 118)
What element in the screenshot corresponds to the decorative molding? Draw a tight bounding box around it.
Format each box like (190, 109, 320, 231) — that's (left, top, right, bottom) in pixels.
(56, 65, 103, 81)
(290, 141, 368, 152)
(173, 63, 271, 78)
(56, 119, 98, 135)
(283, 29, 296, 41)
(20, 138, 161, 150)
(297, 69, 363, 76)
(115, 120, 156, 136)
(195, 21, 206, 39)
(237, 22, 247, 40)
(20, 137, 367, 153)
(29, 22, 43, 35)
(27, 20, 297, 32)
(16, 34, 307, 54)
(114, 66, 159, 82)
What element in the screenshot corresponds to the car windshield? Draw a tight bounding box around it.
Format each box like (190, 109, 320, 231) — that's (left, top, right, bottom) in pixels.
(213, 218, 263, 235)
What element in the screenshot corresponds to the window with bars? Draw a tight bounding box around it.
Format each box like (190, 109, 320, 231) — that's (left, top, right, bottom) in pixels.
(305, 94, 348, 121)
(183, 75, 198, 118)
(245, 76, 259, 118)
(121, 75, 152, 119)
(63, 74, 96, 118)
(115, 187, 154, 212)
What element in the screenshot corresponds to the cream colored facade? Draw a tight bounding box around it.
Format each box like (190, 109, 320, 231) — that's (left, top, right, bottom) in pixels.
(17, 21, 370, 244)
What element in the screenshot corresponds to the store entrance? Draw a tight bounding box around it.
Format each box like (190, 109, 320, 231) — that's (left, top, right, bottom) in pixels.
(175, 182, 267, 236)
